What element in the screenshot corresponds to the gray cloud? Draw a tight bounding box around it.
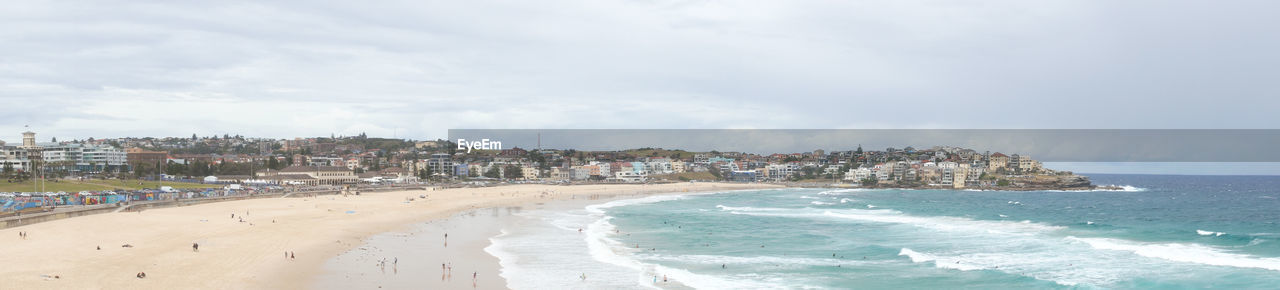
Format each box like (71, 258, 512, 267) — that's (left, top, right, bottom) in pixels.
(2, 0, 1277, 142)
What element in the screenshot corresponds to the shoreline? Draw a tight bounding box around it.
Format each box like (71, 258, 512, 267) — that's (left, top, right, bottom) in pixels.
(318, 188, 738, 289)
(0, 182, 779, 289)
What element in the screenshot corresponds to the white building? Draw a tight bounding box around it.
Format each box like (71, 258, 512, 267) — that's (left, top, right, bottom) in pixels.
(611, 171, 648, 183)
(41, 143, 127, 172)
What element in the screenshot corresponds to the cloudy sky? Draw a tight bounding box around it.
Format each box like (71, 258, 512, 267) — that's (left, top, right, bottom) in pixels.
(2, 0, 1277, 142)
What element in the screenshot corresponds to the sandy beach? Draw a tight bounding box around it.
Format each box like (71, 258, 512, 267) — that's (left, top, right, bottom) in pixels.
(0, 182, 778, 289)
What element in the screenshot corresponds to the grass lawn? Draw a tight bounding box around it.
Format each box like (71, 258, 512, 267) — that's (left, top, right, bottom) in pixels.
(0, 179, 219, 192)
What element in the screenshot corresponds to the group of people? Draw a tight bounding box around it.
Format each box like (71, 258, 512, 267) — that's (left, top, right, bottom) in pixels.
(17, 231, 28, 239)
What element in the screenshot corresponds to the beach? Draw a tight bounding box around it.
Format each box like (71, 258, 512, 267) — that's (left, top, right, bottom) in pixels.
(0, 182, 777, 289)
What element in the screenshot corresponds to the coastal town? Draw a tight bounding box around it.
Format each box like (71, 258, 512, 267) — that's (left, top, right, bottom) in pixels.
(2, 130, 1091, 197)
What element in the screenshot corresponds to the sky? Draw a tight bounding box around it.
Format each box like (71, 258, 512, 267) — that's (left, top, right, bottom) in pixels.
(2, 0, 1278, 143)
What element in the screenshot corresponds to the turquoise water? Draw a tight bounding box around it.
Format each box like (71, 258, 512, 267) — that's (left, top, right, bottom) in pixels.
(594, 175, 1280, 289)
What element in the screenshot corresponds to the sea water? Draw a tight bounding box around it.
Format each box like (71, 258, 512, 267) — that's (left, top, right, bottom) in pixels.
(488, 175, 1280, 289)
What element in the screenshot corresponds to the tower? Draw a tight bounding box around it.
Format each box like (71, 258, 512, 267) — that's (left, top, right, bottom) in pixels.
(22, 131, 36, 148)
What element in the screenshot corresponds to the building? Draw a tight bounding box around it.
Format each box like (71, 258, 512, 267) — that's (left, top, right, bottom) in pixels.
(988, 152, 1009, 172)
(845, 167, 873, 181)
(611, 171, 648, 183)
(729, 170, 757, 182)
(572, 166, 592, 180)
(41, 143, 128, 172)
(428, 153, 454, 177)
(257, 165, 356, 185)
(1010, 154, 1039, 173)
(126, 148, 169, 170)
(550, 167, 571, 181)
(0, 139, 31, 172)
(521, 167, 539, 180)
(454, 163, 470, 177)
(671, 160, 686, 173)
(951, 164, 970, 189)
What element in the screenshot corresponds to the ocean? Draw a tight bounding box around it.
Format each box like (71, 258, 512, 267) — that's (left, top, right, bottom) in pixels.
(486, 175, 1280, 289)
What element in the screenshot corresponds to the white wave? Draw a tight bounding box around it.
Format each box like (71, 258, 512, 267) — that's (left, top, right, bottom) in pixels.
(810, 201, 833, 205)
(839, 198, 855, 203)
(1068, 236, 1280, 272)
(716, 205, 790, 212)
(898, 248, 984, 271)
(483, 229, 520, 289)
(866, 204, 877, 208)
(585, 212, 779, 289)
(1086, 221, 1095, 225)
(799, 195, 818, 199)
(999, 214, 1009, 218)
(583, 192, 792, 289)
(726, 206, 1066, 235)
(587, 194, 689, 215)
(826, 210, 1064, 233)
(817, 188, 870, 195)
(1197, 230, 1226, 237)
(1094, 185, 1147, 192)
(639, 254, 850, 267)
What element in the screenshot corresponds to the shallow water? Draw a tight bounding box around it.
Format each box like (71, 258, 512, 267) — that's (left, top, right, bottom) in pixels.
(492, 175, 1280, 289)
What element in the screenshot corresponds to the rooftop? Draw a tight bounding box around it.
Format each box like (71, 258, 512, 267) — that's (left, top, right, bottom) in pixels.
(280, 165, 350, 172)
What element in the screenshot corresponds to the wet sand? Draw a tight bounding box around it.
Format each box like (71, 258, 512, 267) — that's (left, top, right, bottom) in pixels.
(316, 207, 516, 290)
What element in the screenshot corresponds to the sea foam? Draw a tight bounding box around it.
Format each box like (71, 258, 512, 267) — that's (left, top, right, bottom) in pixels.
(1068, 236, 1280, 272)
(1197, 230, 1226, 237)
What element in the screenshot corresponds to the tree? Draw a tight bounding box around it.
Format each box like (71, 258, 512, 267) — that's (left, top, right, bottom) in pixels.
(860, 178, 877, 186)
(192, 134, 198, 141)
(165, 161, 187, 176)
(51, 137, 57, 143)
(483, 167, 501, 179)
(503, 165, 522, 179)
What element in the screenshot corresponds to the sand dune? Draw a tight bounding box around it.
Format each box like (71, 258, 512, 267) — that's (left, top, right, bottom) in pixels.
(0, 182, 777, 289)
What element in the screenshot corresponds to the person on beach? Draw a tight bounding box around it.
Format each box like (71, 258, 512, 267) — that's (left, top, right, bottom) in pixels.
(581, 273, 587, 281)
(291, 252, 295, 260)
(192, 242, 199, 252)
